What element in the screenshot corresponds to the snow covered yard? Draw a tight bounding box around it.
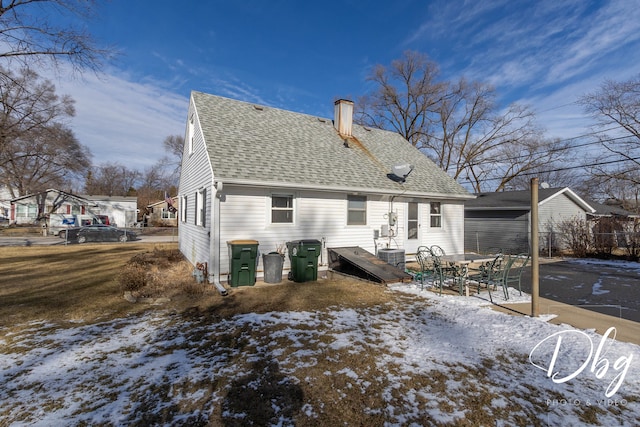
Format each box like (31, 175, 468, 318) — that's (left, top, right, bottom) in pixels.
(1, 277, 639, 427)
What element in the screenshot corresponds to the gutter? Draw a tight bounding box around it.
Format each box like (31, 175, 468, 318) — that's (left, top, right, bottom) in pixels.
(214, 178, 476, 200)
(209, 177, 228, 296)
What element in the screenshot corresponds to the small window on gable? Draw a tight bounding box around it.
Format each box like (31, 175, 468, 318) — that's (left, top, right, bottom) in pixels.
(188, 114, 195, 155)
(271, 195, 294, 223)
(347, 195, 367, 225)
(430, 202, 442, 228)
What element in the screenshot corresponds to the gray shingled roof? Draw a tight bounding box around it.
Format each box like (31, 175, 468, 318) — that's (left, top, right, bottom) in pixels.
(192, 91, 472, 199)
(465, 187, 594, 211)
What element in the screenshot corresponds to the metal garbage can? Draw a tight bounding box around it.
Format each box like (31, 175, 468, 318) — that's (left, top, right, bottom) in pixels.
(262, 252, 284, 283)
(286, 239, 322, 282)
(227, 240, 259, 287)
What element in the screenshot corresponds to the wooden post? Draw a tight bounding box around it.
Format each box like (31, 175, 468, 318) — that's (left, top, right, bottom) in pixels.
(531, 178, 539, 317)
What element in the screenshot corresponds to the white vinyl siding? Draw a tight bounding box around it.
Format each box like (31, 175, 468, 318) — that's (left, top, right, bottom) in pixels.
(216, 187, 466, 277)
(178, 102, 212, 267)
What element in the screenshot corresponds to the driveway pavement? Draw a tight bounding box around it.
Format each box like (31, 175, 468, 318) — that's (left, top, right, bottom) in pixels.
(518, 258, 640, 323)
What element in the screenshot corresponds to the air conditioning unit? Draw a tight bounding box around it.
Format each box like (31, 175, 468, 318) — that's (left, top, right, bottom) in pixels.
(377, 248, 406, 271)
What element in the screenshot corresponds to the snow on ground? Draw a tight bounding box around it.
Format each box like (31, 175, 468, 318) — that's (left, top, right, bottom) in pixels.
(1, 261, 640, 426)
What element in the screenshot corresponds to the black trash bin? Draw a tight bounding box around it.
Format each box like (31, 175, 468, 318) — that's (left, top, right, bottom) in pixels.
(227, 240, 259, 287)
(262, 252, 284, 283)
(286, 239, 322, 282)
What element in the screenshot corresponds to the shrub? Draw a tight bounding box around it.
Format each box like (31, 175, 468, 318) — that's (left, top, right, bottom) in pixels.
(557, 217, 591, 257)
(118, 264, 148, 292)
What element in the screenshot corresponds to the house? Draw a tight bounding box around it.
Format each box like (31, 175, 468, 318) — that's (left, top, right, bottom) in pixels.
(146, 197, 178, 227)
(584, 198, 639, 253)
(464, 187, 595, 254)
(82, 195, 138, 228)
(10, 189, 137, 231)
(178, 92, 473, 290)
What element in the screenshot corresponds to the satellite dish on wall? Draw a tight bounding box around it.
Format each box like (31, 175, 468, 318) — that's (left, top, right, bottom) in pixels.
(388, 163, 414, 183)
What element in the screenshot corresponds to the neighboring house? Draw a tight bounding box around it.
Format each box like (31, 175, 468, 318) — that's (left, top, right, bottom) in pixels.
(464, 187, 595, 254)
(178, 91, 473, 288)
(584, 198, 639, 251)
(10, 189, 93, 226)
(0, 185, 12, 223)
(146, 197, 178, 227)
(10, 189, 137, 230)
(83, 195, 138, 228)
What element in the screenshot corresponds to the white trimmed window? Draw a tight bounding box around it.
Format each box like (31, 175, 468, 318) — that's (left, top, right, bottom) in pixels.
(430, 202, 442, 228)
(16, 204, 37, 218)
(347, 195, 367, 225)
(188, 114, 195, 155)
(161, 208, 176, 219)
(195, 188, 206, 226)
(181, 195, 187, 223)
(271, 194, 294, 223)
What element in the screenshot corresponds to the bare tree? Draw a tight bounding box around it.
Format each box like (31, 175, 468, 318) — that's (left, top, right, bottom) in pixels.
(84, 162, 140, 196)
(356, 51, 558, 192)
(0, 0, 113, 77)
(0, 67, 90, 197)
(161, 134, 184, 183)
(579, 75, 640, 202)
(356, 51, 445, 149)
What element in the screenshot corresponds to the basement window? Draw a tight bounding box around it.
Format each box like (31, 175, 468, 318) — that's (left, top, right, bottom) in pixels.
(271, 195, 294, 223)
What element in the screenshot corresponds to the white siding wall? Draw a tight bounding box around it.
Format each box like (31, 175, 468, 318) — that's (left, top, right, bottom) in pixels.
(422, 201, 465, 255)
(539, 194, 587, 231)
(216, 187, 466, 279)
(178, 100, 213, 268)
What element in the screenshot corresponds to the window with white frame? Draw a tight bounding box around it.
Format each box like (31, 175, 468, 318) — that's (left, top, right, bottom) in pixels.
(181, 195, 187, 222)
(271, 194, 294, 223)
(195, 188, 206, 226)
(161, 208, 176, 219)
(430, 202, 442, 228)
(347, 195, 367, 225)
(188, 114, 195, 155)
(16, 204, 37, 218)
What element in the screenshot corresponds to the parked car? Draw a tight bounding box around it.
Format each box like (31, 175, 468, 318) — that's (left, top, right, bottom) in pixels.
(61, 224, 137, 243)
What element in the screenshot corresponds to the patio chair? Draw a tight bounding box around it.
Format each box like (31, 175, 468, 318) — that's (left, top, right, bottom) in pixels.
(486, 254, 513, 303)
(415, 246, 439, 291)
(429, 245, 464, 295)
(502, 253, 530, 298)
(468, 252, 504, 294)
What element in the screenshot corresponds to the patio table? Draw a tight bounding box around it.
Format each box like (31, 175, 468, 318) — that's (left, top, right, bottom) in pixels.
(440, 254, 497, 296)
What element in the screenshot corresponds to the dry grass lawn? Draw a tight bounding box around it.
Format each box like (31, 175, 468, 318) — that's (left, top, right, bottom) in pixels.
(1, 244, 634, 426)
(0, 242, 394, 328)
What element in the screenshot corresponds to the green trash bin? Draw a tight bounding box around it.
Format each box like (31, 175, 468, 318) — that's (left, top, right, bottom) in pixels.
(227, 240, 259, 287)
(286, 239, 322, 282)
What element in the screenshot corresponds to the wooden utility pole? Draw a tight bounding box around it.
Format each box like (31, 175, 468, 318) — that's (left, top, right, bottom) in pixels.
(531, 178, 540, 317)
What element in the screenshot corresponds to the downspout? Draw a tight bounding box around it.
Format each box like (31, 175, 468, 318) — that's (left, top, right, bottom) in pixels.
(209, 178, 228, 296)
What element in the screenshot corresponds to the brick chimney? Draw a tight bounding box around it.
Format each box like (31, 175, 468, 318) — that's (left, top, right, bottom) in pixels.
(334, 99, 354, 137)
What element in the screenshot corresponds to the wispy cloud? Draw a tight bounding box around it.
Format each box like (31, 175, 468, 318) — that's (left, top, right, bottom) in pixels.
(56, 68, 188, 170)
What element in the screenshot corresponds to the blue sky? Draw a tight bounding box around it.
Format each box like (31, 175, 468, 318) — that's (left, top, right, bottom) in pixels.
(51, 0, 640, 171)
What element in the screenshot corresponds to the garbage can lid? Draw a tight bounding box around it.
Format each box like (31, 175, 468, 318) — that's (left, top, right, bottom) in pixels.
(299, 239, 321, 245)
(287, 239, 321, 245)
(227, 240, 259, 245)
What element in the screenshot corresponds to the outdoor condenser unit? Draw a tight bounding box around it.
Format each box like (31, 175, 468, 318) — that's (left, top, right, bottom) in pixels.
(377, 248, 406, 271)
